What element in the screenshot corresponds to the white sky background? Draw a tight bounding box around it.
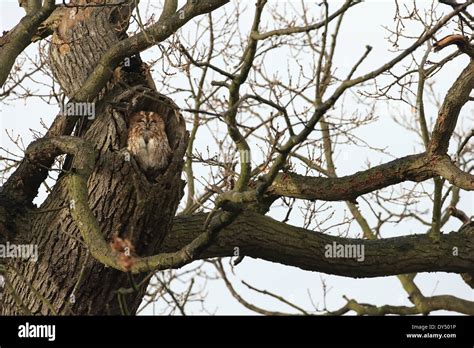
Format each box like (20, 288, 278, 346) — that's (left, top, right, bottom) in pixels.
(0, 0, 473, 315)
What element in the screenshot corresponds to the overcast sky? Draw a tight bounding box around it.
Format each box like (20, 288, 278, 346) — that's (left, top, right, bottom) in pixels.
(1, 0, 472, 315)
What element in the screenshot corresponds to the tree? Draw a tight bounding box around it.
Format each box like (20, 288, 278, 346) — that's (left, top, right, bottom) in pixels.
(0, 0, 473, 315)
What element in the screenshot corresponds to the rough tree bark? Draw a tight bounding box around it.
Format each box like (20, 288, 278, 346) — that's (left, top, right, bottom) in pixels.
(1, 0, 188, 315)
(0, 0, 473, 316)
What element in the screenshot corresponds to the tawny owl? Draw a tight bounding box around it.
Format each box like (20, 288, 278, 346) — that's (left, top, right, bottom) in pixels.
(127, 111, 172, 175)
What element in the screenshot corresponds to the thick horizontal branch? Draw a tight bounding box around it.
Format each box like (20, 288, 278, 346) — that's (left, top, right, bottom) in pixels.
(268, 153, 433, 202)
(227, 153, 473, 205)
(164, 211, 474, 278)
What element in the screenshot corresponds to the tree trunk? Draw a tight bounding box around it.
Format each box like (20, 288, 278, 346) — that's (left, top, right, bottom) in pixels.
(1, 1, 187, 315)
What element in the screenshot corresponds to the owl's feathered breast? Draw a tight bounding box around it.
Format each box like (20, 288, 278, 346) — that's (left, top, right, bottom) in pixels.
(127, 111, 172, 174)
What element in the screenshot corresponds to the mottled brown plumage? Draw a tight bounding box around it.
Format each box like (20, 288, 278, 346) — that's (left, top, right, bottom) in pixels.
(127, 111, 172, 175)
